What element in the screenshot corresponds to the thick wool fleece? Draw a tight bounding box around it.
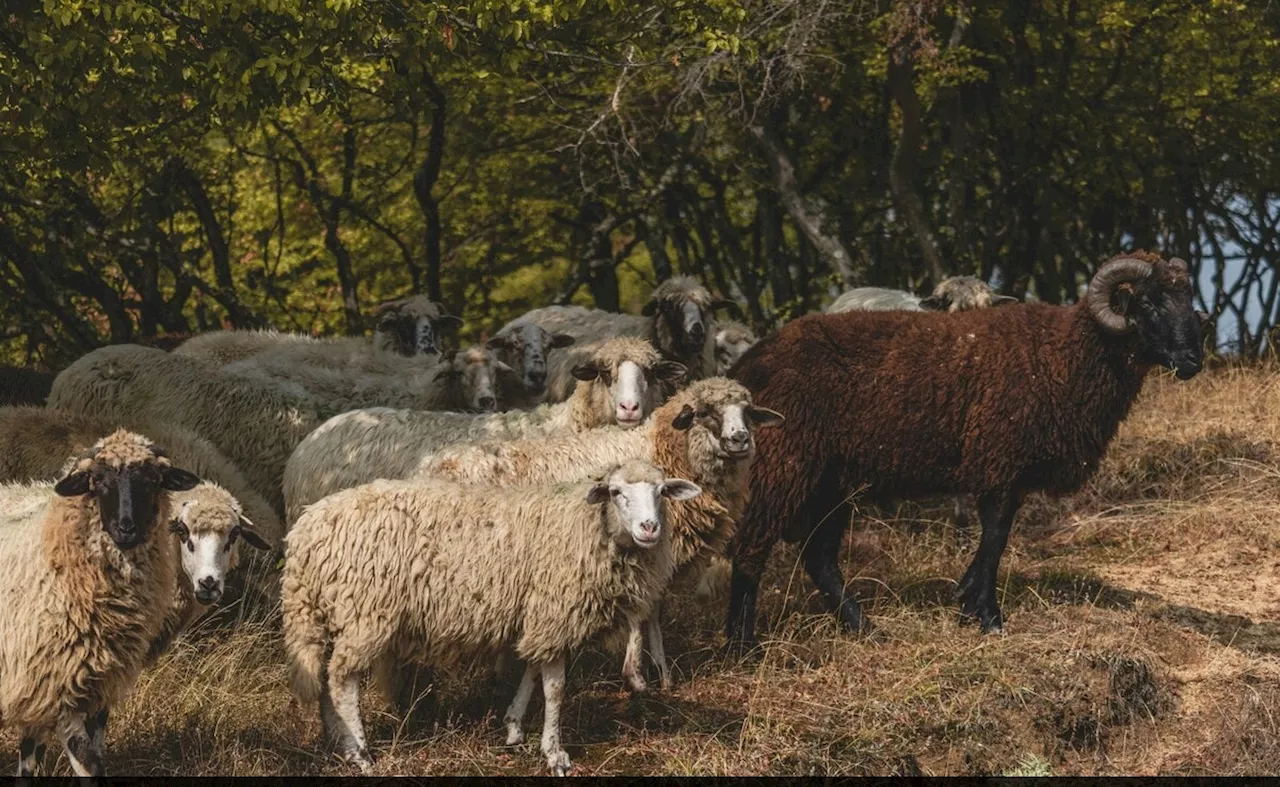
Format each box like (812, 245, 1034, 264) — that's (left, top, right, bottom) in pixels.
(0, 406, 281, 544)
(281, 470, 677, 703)
(281, 337, 668, 527)
(47, 344, 320, 514)
(0, 432, 180, 735)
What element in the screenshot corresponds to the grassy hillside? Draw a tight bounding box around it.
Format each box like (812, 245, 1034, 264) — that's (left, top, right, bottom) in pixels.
(13, 362, 1280, 775)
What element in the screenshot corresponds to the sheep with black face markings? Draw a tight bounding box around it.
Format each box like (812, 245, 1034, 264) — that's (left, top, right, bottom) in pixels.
(282, 459, 700, 774)
(486, 320, 576, 409)
(412, 377, 783, 692)
(0, 430, 201, 777)
(282, 337, 685, 527)
(508, 276, 739, 402)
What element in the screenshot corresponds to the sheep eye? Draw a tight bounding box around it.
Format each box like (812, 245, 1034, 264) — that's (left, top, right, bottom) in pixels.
(169, 520, 189, 540)
(610, 488, 621, 498)
(600, 372, 613, 385)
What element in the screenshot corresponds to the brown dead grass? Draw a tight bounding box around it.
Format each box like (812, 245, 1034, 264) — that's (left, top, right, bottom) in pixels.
(10, 361, 1280, 775)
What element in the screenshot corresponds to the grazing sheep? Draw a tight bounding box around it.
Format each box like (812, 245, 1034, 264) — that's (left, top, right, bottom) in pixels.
(413, 377, 783, 692)
(486, 321, 576, 409)
(282, 460, 700, 774)
(0, 366, 54, 407)
(510, 276, 739, 402)
(0, 430, 201, 777)
(714, 320, 758, 375)
(826, 275, 1019, 314)
(224, 345, 512, 414)
(0, 406, 282, 545)
(174, 296, 463, 367)
(47, 345, 322, 515)
(282, 337, 686, 527)
(726, 252, 1204, 647)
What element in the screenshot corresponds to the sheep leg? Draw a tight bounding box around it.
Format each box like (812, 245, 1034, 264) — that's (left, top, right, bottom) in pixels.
(56, 711, 102, 777)
(646, 606, 672, 691)
(504, 662, 540, 745)
(726, 566, 762, 652)
(957, 492, 1019, 634)
(622, 620, 648, 694)
(325, 673, 372, 772)
(539, 657, 572, 776)
(801, 508, 868, 634)
(17, 733, 43, 777)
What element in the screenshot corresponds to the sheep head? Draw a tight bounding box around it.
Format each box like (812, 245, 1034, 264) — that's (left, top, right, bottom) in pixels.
(441, 346, 513, 412)
(169, 483, 273, 605)
(586, 460, 701, 549)
(1088, 251, 1203, 380)
(668, 378, 784, 468)
(640, 277, 739, 360)
(54, 429, 201, 551)
(374, 295, 463, 357)
(920, 276, 1019, 312)
(570, 337, 686, 428)
(486, 322, 574, 397)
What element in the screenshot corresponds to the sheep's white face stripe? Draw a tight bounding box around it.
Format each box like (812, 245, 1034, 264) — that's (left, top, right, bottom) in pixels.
(613, 481, 662, 547)
(180, 530, 233, 603)
(721, 403, 752, 453)
(613, 360, 646, 425)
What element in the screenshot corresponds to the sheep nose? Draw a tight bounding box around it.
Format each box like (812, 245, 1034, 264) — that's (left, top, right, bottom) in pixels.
(725, 430, 751, 452)
(478, 395, 497, 411)
(528, 370, 547, 387)
(688, 322, 705, 342)
(198, 576, 219, 591)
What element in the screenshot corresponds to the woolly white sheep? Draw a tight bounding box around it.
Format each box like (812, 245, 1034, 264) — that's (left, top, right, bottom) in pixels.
(0, 430, 200, 777)
(281, 337, 686, 526)
(282, 460, 700, 774)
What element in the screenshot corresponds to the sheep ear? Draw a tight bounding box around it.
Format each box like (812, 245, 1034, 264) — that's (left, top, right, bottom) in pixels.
(992, 295, 1020, 307)
(54, 471, 90, 497)
(485, 335, 509, 350)
(640, 299, 658, 317)
(160, 466, 202, 492)
(710, 299, 742, 318)
(747, 406, 785, 428)
(919, 295, 948, 311)
(671, 405, 695, 431)
(654, 361, 687, 382)
(661, 478, 702, 501)
(436, 314, 464, 329)
(550, 333, 575, 349)
(236, 517, 274, 551)
(571, 363, 600, 382)
(494, 360, 516, 375)
(585, 484, 611, 505)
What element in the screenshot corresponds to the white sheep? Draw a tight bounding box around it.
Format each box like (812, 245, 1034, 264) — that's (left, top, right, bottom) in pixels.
(282, 460, 700, 774)
(47, 344, 322, 515)
(0, 430, 201, 777)
(281, 337, 686, 527)
(714, 319, 758, 374)
(411, 377, 783, 693)
(174, 295, 461, 366)
(508, 276, 739, 402)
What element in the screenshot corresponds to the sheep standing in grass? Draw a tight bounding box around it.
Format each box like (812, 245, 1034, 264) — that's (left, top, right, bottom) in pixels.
(826, 275, 1020, 314)
(714, 320, 758, 375)
(282, 337, 685, 526)
(282, 460, 700, 774)
(413, 378, 783, 692)
(0, 406, 282, 545)
(486, 321, 576, 409)
(174, 296, 461, 366)
(47, 345, 322, 515)
(510, 276, 739, 402)
(726, 252, 1204, 647)
(0, 430, 200, 777)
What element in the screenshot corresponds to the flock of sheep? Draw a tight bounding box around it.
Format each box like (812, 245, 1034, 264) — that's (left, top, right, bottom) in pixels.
(0, 252, 1207, 776)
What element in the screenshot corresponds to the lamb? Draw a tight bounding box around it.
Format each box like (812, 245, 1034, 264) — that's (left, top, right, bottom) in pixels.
(281, 460, 700, 774)
(282, 337, 686, 527)
(0, 406, 282, 545)
(714, 320, 758, 375)
(412, 377, 784, 692)
(725, 252, 1204, 648)
(174, 295, 462, 366)
(826, 274, 1020, 314)
(0, 430, 201, 777)
(224, 345, 512, 414)
(0, 366, 54, 407)
(486, 321, 576, 409)
(47, 344, 323, 515)
(509, 276, 739, 402)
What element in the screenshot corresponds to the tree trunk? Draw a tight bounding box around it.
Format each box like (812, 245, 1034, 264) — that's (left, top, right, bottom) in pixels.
(887, 51, 947, 284)
(412, 71, 447, 303)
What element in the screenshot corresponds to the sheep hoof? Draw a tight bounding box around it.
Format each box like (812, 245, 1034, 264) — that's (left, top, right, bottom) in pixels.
(505, 725, 526, 746)
(546, 750, 572, 776)
(625, 673, 648, 694)
(837, 612, 873, 636)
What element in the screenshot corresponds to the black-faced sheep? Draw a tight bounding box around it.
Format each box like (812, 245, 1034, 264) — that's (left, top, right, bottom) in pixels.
(281, 337, 686, 527)
(282, 460, 699, 774)
(727, 252, 1204, 647)
(0, 430, 201, 777)
(509, 276, 738, 402)
(486, 321, 576, 409)
(412, 377, 783, 692)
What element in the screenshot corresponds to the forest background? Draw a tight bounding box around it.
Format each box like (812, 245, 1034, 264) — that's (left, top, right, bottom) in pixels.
(3, 0, 1278, 369)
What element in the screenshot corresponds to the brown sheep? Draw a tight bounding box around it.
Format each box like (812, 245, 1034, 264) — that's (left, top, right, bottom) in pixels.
(726, 252, 1205, 647)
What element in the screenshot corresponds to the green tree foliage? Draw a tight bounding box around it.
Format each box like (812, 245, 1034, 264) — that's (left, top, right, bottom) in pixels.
(2, 0, 1278, 367)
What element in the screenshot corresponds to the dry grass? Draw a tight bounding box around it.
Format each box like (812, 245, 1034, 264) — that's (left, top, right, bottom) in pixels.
(12, 361, 1280, 775)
